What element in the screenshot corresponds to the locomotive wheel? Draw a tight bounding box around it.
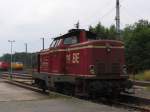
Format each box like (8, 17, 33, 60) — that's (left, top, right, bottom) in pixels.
(55, 83, 64, 93)
(39, 80, 47, 92)
(63, 83, 75, 96)
(55, 82, 75, 96)
(88, 81, 104, 98)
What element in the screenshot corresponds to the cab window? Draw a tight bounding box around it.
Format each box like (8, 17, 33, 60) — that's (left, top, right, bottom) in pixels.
(50, 39, 62, 48)
(55, 39, 62, 47)
(64, 36, 78, 45)
(50, 40, 57, 48)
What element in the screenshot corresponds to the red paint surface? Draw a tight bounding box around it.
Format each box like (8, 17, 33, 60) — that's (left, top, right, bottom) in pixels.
(0, 61, 9, 70)
(38, 29, 125, 78)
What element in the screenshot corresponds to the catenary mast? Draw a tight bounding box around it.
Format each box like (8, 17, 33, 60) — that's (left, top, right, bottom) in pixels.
(116, 0, 120, 38)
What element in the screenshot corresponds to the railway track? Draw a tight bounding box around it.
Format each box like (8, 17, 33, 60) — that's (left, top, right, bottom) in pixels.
(4, 79, 48, 95)
(109, 94, 150, 112)
(133, 80, 150, 87)
(85, 93, 150, 112)
(2, 74, 32, 80)
(1, 72, 32, 81)
(1, 72, 150, 112)
(112, 101, 150, 112)
(1, 72, 41, 93)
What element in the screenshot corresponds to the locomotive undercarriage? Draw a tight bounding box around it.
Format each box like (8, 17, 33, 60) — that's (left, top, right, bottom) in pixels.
(32, 73, 132, 97)
(74, 78, 132, 97)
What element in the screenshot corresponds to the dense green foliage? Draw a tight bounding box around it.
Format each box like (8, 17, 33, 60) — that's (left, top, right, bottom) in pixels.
(123, 20, 150, 72)
(89, 22, 117, 40)
(89, 20, 150, 73)
(0, 52, 38, 68)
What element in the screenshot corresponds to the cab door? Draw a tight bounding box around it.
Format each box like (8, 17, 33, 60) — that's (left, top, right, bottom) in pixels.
(49, 39, 66, 74)
(64, 36, 79, 74)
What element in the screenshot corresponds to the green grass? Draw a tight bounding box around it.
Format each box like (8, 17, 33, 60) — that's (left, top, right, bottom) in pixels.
(131, 70, 150, 81)
(146, 87, 150, 91)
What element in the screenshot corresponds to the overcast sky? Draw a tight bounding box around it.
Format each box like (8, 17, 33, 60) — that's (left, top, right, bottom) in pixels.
(0, 0, 149, 56)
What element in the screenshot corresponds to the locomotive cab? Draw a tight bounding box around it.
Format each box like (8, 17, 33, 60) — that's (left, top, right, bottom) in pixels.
(49, 29, 97, 47)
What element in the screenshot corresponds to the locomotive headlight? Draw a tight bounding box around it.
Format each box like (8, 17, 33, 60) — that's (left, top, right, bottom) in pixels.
(122, 65, 127, 75)
(107, 48, 111, 52)
(89, 65, 95, 75)
(106, 43, 111, 53)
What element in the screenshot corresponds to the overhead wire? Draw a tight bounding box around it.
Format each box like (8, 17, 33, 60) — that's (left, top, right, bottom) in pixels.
(99, 0, 128, 21)
(86, 0, 128, 27)
(121, 5, 143, 20)
(82, 0, 116, 28)
(88, 0, 116, 19)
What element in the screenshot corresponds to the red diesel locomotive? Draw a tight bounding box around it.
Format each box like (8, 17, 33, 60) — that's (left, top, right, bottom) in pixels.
(0, 61, 9, 71)
(33, 29, 132, 96)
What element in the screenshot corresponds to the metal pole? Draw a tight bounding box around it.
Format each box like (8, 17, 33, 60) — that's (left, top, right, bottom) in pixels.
(31, 53, 33, 68)
(41, 38, 45, 50)
(10, 42, 12, 78)
(8, 40, 15, 79)
(116, 0, 120, 38)
(25, 43, 28, 69)
(25, 43, 28, 53)
(13, 52, 16, 62)
(75, 21, 80, 29)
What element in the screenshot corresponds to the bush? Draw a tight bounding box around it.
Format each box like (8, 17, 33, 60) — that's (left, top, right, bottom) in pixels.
(143, 70, 150, 81)
(133, 70, 150, 81)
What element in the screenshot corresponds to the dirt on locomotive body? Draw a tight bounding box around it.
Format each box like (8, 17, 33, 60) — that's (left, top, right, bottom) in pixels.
(32, 29, 133, 97)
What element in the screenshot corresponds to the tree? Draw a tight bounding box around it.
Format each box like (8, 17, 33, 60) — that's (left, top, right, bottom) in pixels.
(89, 22, 117, 40)
(89, 22, 107, 39)
(123, 20, 150, 72)
(108, 25, 117, 39)
(0, 54, 11, 62)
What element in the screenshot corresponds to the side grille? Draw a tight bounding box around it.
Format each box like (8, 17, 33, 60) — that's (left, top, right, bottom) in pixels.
(95, 62, 105, 74)
(112, 63, 120, 73)
(95, 62, 120, 76)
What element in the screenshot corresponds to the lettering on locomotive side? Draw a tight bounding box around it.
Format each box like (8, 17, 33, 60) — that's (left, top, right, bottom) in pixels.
(72, 53, 80, 64)
(66, 53, 80, 64)
(66, 54, 71, 64)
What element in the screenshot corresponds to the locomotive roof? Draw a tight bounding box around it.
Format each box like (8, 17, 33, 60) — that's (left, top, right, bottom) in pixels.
(54, 29, 96, 40)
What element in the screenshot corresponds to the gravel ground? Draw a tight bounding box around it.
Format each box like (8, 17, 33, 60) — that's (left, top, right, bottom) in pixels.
(0, 79, 139, 112)
(133, 86, 150, 99)
(0, 98, 140, 112)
